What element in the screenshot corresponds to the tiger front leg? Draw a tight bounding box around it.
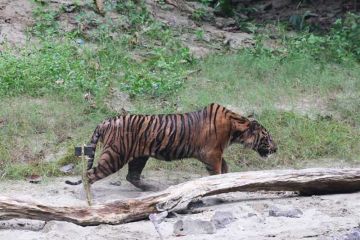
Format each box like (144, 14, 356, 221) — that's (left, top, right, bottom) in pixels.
(221, 158, 229, 174)
(200, 151, 223, 175)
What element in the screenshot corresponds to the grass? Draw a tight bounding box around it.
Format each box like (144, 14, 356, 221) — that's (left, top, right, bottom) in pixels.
(0, 36, 191, 100)
(0, 0, 192, 179)
(135, 50, 360, 171)
(178, 52, 359, 109)
(0, 1, 359, 179)
(0, 97, 108, 179)
(0, 1, 192, 111)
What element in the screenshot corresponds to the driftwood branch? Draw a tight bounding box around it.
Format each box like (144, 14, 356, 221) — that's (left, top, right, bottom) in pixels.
(0, 168, 359, 226)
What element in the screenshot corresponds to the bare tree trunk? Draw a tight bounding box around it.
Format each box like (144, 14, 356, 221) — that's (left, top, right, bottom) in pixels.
(0, 168, 359, 226)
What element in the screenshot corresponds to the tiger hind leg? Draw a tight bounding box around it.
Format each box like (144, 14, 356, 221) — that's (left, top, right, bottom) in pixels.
(87, 150, 125, 184)
(126, 156, 154, 191)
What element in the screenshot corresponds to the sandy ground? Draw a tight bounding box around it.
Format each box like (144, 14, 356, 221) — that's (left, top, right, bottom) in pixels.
(0, 170, 359, 240)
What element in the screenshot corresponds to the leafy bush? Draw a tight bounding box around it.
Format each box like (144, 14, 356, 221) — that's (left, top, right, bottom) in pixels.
(287, 13, 360, 62)
(31, 5, 60, 37)
(331, 13, 360, 60)
(0, 41, 107, 98)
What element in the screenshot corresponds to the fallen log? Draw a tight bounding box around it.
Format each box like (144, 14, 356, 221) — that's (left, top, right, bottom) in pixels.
(0, 168, 359, 226)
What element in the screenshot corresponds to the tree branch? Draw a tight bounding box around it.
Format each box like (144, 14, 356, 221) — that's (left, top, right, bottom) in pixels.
(0, 168, 359, 226)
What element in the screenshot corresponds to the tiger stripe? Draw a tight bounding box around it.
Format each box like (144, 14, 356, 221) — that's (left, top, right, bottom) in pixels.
(65, 103, 277, 188)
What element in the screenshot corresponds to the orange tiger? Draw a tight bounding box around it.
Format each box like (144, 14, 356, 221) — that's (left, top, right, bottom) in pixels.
(66, 103, 277, 190)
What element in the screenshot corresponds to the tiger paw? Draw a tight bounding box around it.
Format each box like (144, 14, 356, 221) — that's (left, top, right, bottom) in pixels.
(136, 182, 159, 191)
(126, 175, 158, 191)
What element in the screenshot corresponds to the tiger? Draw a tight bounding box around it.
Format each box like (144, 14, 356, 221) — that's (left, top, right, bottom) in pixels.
(65, 103, 277, 190)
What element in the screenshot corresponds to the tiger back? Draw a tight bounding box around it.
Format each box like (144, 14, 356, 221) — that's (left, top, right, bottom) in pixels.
(65, 103, 277, 189)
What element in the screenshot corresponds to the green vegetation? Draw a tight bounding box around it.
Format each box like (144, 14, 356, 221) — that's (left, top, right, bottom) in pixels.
(1, 0, 191, 100)
(138, 51, 360, 170)
(0, 97, 107, 179)
(0, 0, 359, 179)
(289, 13, 360, 62)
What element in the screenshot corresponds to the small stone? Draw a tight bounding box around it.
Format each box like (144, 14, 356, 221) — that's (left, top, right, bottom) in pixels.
(26, 175, 42, 184)
(149, 211, 168, 240)
(187, 199, 205, 209)
(55, 79, 64, 85)
(62, 3, 77, 13)
(211, 211, 237, 229)
(344, 228, 360, 240)
(49, 189, 59, 194)
(0, 219, 46, 231)
(84, 92, 93, 101)
(215, 17, 236, 29)
(149, 211, 168, 224)
(187, 45, 211, 59)
(173, 219, 216, 236)
(269, 206, 303, 218)
(223, 32, 254, 50)
(76, 38, 84, 45)
(109, 180, 122, 186)
(59, 163, 75, 174)
(247, 213, 257, 217)
(105, 89, 133, 114)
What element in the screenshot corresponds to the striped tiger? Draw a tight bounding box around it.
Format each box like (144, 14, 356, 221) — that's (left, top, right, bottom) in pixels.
(65, 103, 277, 190)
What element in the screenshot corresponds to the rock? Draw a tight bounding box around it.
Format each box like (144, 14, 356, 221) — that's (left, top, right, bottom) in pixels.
(187, 45, 211, 59)
(83, 92, 93, 101)
(344, 228, 360, 240)
(0, 219, 46, 231)
(76, 38, 84, 45)
(105, 89, 133, 114)
(26, 174, 42, 184)
(149, 211, 168, 240)
(272, 0, 291, 9)
(62, 3, 78, 13)
(109, 180, 122, 186)
(215, 17, 236, 29)
(247, 212, 257, 218)
(269, 206, 303, 218)
(201, 197, 225, 206)
(211, 211, 237, 229)
(173, 219, 216, 236)
(187, 199, 205, 209)
(59, 163, 75, 174)
(149, 211, 168, 225)
(223, 32, 254, 50)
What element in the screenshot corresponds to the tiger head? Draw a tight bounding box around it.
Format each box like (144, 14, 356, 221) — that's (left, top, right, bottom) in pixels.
(231, 117, 277, 158)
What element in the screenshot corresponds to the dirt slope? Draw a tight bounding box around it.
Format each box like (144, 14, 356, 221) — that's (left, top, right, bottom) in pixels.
(0, 0, 34, 46)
